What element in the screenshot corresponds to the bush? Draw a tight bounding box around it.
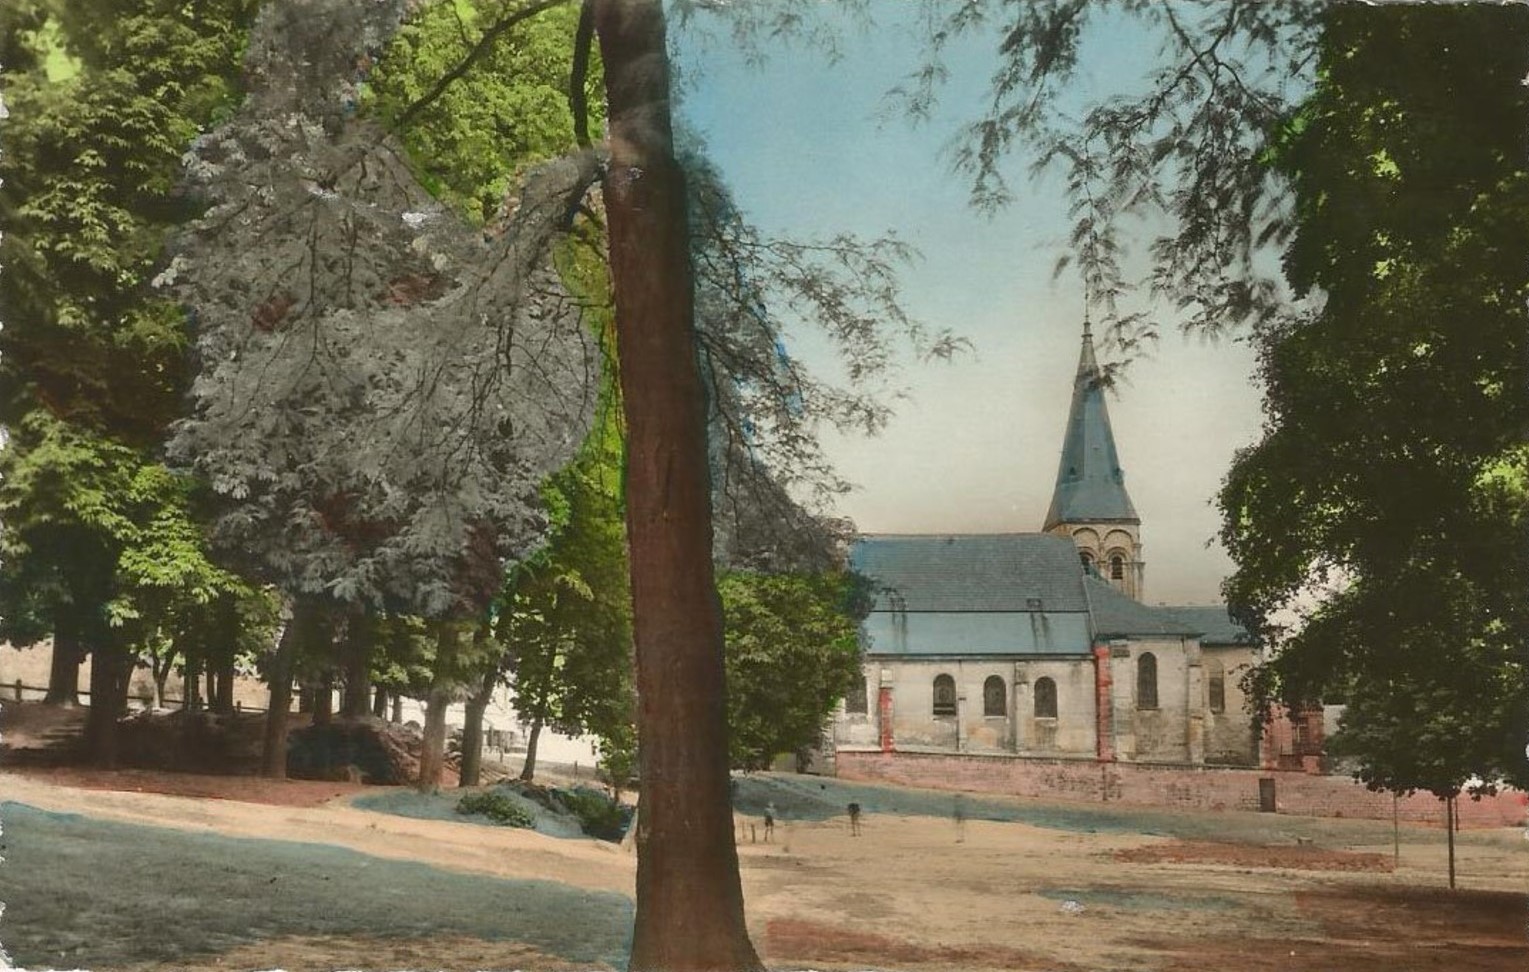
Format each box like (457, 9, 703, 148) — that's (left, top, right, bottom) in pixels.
(561, 787, 631, 842)
(456, 791, 534, 828)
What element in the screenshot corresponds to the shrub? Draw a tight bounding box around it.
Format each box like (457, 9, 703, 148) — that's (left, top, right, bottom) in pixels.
(561, 787, 630, 841)
(456, 791, 534, 828)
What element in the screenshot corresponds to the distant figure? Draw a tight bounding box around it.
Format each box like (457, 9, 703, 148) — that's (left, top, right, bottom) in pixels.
(848, 802, 862, 836)
(764, 801, 777, 842)
(953, 793, 966, 843)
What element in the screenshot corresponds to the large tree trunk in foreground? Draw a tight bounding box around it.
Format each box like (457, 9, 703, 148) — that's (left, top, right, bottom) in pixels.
(594, 2, 761, 968)
(459, 667, 497, 788)
(45, 624, 82, 705)
(84, 644, 131, 767)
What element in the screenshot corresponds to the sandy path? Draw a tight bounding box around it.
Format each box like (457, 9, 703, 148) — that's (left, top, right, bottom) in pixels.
(0, 771, 635, 896)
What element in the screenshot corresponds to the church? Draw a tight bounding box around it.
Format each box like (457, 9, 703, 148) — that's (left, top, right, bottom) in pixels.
(831, 323, 1260, 767)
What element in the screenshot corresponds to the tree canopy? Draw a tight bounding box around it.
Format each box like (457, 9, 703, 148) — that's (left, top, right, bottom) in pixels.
(1219, 5, 1529, 797)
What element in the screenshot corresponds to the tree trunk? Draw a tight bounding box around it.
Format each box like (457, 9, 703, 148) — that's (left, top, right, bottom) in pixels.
(418, 685, 450, 790)
(520, 717, 544, 783)
(298, 684, 315, 714)
(152, 662, 170, 710)
(372, 685, 389, 719)
(1446, 794, 1457, 889)
(183, 651, 203, 711)
(261, 609, 306, 779)
(593, 2, 761, 968)
(341, 615, 373, 718)
(391, 695, 403, 723)
(84, 644, 130, 767)
(314, 671, 334, 725)
(44, 623, 82, 705)
(213, 652, 236, 716)
(204, 662, 216, 712)
(459, 668, 497, 788)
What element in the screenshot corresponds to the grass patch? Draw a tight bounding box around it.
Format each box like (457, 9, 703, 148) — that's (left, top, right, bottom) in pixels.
(0, 801, 631, 970)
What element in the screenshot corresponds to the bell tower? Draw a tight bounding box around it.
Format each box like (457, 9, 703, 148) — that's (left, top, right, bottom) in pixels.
(1043, 321, 1145, 599)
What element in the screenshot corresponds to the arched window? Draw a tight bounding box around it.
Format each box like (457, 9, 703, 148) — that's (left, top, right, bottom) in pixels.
(1137, 652, 1158, 709)
(846, 676, 868, 714)
(1207, 661, 1225, 714)
(1080, 551, 1094, 573)
(1110, 554, 1126, 580)
(983, 676, 1006, 717)
(1034, 677, 1058, 719)
(932, 674, 957, 716)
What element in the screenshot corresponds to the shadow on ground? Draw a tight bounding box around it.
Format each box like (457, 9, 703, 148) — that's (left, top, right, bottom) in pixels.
(0, 801, 632, 971)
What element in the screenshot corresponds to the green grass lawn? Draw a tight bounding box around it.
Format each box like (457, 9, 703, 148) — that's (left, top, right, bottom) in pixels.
(0, 801, 632, 970)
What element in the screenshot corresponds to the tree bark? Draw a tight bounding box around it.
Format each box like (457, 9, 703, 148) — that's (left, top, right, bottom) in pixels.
(183, 651, 203, 711)
(417, 623, 457, 790)
(261, 607, 307, 779)
(213, 652, 236, 716)
(418, 685, 450, 790)
(84, 644, 130, 767)
(314, 671, 334, 725)
(341, 614, 373, 718)
(520, 716, 544, 783)
(593, 2, 761, 968)
(459, 667, 497, 787)
(44, 622, 82, 705)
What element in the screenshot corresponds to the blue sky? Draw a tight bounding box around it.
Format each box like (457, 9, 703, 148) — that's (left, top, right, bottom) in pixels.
(671, 5, 1267, 605)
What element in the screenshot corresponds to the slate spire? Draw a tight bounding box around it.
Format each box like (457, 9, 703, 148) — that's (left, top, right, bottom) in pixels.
(1043, 320, 1139, 530)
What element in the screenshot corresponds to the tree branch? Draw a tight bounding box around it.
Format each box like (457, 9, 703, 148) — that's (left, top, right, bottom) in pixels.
(569, 0, 595, 148)
(395, 0, 574, 131)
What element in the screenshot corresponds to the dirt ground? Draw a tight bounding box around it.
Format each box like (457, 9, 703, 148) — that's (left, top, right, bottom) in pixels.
(3, 766, 1527, 971)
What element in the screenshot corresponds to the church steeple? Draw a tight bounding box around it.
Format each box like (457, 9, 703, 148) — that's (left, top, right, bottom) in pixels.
(1044, 320, 1145, 599)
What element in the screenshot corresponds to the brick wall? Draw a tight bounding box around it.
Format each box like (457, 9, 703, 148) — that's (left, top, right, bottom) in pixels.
(836, 749, 1529, 829)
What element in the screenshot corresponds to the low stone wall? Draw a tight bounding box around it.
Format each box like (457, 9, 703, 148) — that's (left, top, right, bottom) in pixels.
(835, 749, 1529, 829)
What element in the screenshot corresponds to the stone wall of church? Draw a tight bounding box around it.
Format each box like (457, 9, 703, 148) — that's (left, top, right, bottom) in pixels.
(833, 657, 1097, 757)
(1107, 637, 1196, 762)
(1202, 645, 1259, 765)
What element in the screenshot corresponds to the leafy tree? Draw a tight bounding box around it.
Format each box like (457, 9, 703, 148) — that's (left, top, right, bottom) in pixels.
(161, 0, 601, 775)
(719, 569, 863, 771)
(1219, 5, 1529, 801)
(0, 0, 257, 745)
(0, 411, 243, 762)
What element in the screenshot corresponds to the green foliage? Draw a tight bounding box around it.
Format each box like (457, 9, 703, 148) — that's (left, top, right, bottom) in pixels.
(1220, 6, 1529, 797)
(718, 569, 865, 770)
(165, 0, 596, 619)
(499, 319, 635, 754)
(456, 790, 534, 828)
(0, 0, 255, 439)
(560, 786, 629, 841)
(365, 0, 602, 224)
(0, 412, 238, 626)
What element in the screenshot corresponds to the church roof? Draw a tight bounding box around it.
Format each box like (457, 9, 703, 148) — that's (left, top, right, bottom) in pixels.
(1159, 605, 1255, 646)
(1082, 577, 1198, 639)
(1043, 323, 1139, 529)
(850, 533, 1088, 613)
